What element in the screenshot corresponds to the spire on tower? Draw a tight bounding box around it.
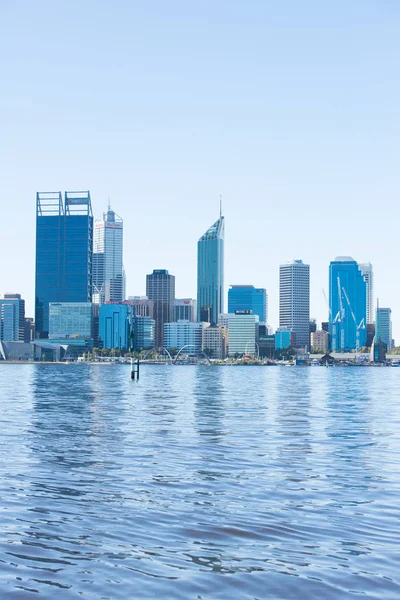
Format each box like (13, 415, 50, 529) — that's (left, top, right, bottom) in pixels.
(219, 194, 222, 218)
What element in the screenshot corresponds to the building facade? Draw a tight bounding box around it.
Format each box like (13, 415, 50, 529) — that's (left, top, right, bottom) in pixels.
(163, 320, 206, 353)
(174, 298, 197, 322)
(146, 270, 175, 347)
(99, 303, 131, 350)
(275, 327, 294, 350)
(311, 330, 329, 353)
(279, 260, 310, 349)
(329, 257, 367, 351)
(359, 262, 374, 325)
(197, 215, 224, 324)
(0, 294, 25, 341)
(49, 302, 93, 340)
(133, 316, 155, 350)
(202, 325, 228, 359)
(377, 307, 392, 350)
(127, 296, 155, 318)
(228, 285, 268, 323)
(35, 191, 93, 338)
(228, 311, 259, 356)
(92, 205, 125, 305)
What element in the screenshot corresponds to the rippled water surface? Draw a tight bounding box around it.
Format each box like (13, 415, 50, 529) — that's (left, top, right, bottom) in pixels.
(0, 364, 399, 599)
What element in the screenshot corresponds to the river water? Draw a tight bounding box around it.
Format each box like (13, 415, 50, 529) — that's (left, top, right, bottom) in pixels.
(0, 364, 399, 599)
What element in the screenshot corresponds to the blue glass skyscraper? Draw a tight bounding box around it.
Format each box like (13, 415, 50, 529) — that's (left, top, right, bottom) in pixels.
(35, 192, 93, 338)
(228, 285, 267, 323)
(197, 215, 224, 325)
(329, 257, 366, 351)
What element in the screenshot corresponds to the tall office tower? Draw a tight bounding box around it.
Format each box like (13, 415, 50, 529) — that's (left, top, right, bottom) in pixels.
(377, 307, 392, 350)
(359, 262, 374, 324)
(228, 285, 268, 323)
(35, 192, 93, 338)
(197, 214, 224, 324)
(92, 204, 125, 305)
(329, 257, 366, 351)
(0, 294, 25, 341)
(174, 298, 197, 322)
(279, 260, 310, 349)
(146, 269, 175, 347)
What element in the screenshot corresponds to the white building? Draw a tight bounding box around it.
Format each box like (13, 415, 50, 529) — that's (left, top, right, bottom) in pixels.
(203, 325, 228, 359)
(49, 302, 92, 339)
(359, 262, 374, 325)
(164, 320, 208, 352)
(279, 260, 310, 350)
(174, 298, 197, 322)
(93, 205, 125, 304)
(311, 330, 329, 353)
(228, 311, 259, 356)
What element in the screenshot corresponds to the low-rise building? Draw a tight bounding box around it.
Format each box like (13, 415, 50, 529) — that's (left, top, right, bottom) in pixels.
(311, 330, 329, 353)
(202, 325, 228, 359)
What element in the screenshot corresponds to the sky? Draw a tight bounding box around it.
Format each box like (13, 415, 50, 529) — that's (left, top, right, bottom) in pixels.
(1, 0, 399, 338)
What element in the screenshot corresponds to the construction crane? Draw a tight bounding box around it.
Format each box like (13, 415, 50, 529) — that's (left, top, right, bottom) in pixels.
(342, 286, 365, 354)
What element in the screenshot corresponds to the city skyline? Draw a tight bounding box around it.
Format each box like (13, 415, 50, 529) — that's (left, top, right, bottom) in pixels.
(1, 2, 399, 338)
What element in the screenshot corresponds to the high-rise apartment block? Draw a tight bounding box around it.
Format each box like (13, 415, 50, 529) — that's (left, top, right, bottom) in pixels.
(93, 205, 125, 305)
(279, 260, 310, 349)
(329, 257, 366, 351)
(0, 294, 25, 341)
(197, 215, 224, 324)
(228, 285, 268, 323)
(359, 262, 374, 325)
(35, 192, 93, 338)
(146, 270, 175, 347)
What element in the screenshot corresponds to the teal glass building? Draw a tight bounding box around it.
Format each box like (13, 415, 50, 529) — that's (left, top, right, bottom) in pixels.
(99, 303, 132, 350)
(35, 192, 93, 338)
(329, 257, 367, 351)
(197, 215, 224, 325)
(228, 285, 267, 323)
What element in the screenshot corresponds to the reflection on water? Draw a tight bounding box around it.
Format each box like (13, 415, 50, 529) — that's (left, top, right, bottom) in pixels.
(0, 364, 399, 599)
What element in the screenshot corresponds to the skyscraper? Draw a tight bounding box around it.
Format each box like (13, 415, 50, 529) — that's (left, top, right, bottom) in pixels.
(228, 285, 268, 323)
(35, 191, 93, 338)
(329, 257, 366, 351)
(93, 204, 125, 304)
(376, 307, 392, 350)
(279, 260, 310, 349)
(197, 214, 224, 324)
(146, 269, 175, 347)
(0, 294, 25, 341)
(359, 262, 374, 324)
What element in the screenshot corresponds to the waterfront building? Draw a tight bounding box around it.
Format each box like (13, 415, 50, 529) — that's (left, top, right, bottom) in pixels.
(99, 303, 131, 350)
(127, 296, 155, 318)
(146, 270, 175, 347)
(35, 191, 93, 338)
(258, 334, 275, 358)
(197, 214, 224, 324)
(93, 204, 125, 305)
(49, 302, 93, 340)
(359, 262, 374, 325)
(164, 320, 207, 353)
(133, 316, 155, 350)
(174, 298, 197, 322)
(202, 325, 228, 359)
(366, 323, 375, 347)
(24, 317, 35, 343)
(228, 285, 268, 323)
(275, 327, 294, 350)
(329, 257, 367, 351)
(228, 311, 259, 357)
(279, 260, 310, 349)
(0, 294, 26, 341)
(377, 307, 392, 350)
(311, 330, 329, 353)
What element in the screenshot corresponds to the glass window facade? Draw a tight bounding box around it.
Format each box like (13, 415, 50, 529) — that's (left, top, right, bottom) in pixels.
(99, 303, 131, 350)
(49, 302, 93, 339)
(35, 192, 93, 338)
(329, 257, 367, 351)
(228, 286, 267, 323)
(0, 295, 25, 341)
(197, 217, 224, 325)
(133, 316, 155, 350)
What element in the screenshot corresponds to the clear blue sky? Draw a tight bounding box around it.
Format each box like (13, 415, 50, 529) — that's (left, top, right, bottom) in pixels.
(1, 1, 399, 338)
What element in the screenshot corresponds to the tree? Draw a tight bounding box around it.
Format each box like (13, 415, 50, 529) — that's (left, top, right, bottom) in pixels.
(203, 348, 214, 358)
